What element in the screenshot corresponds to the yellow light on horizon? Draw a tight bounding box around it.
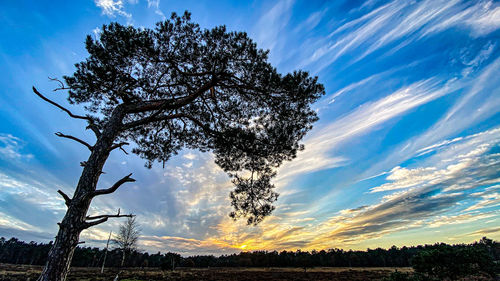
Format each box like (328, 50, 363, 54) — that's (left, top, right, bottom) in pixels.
(240, 244, 248, 249)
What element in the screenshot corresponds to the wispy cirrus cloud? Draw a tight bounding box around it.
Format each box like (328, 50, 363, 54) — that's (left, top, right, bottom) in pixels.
(368, 55, 500, 179)
(315, 128, 500, 243)
(194, 127, 500, 253)
(94, 0, 133, 23)
(0, 134, 33, 160)
(0, 211, 40, 232)
(299, 0, 500, 72)
(147, 0, 166, 20)
(252, 0, 295, 63)
(277, 77, 459, 185)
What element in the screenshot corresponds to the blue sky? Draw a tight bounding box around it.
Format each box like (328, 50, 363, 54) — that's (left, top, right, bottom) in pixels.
(1, 0, 500, 255)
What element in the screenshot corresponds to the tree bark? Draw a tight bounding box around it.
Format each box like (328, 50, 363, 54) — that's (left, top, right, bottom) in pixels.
(38, 107, 126, 281)
(121, 250, 126, 267)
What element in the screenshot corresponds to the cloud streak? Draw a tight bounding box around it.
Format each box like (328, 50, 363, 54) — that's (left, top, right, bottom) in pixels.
(299, 0, 500, 72)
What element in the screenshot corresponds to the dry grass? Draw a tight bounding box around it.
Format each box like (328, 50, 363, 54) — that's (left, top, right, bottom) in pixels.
(0, 263, 412, 280)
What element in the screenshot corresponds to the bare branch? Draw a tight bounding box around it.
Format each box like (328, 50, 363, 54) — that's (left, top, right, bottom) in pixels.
(119, 147, 128, 155)
(48, 77, 64, 89)
(32, 87, 92, 121)
(82, 208, 134, 229)
(55, 132, 93, 150)
(57, 190, 71, 207)
(86, 213, 134, 221)
(93, 173, 136, 196)
(110, 142, 129, 155)
(81, 217, 108, 229)
(48, 77, 71, 91)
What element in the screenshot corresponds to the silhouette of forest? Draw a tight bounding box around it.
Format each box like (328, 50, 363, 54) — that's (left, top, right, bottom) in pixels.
(1, 236, 498, 269)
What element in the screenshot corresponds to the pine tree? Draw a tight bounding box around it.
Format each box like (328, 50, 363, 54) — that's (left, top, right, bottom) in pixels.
(34, 11, 324, 281)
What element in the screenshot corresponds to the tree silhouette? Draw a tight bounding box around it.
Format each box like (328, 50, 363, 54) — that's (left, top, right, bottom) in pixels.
(33, 11, 324, 281)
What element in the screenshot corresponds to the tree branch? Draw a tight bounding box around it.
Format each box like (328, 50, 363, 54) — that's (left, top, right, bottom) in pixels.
(57, 190, 71, 207)
(122, 79, 217, 115)
(86, 209, 134, 220)
(48, 77, 71, 91)
(55, 132, 93, 150)
(82, 209, 134, 229)
(122, 113, 184, 130)
(81, 218, 108, 229)
(110, 142, 129, 155)
(32, 87, 92, 121)
(123, 112, 219, 138)
(93, 173, 136, 196)
(86, 119, 101, 138)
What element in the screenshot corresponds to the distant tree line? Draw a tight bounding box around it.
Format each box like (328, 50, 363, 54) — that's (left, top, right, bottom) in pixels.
(0, 236, 498, 271)
(0, 237, 180, 269)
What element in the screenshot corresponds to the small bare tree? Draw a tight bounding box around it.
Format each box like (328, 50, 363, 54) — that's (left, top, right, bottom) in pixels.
(114, 216, 140, 267)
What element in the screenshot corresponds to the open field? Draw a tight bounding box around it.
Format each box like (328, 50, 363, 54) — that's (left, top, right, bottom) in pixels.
(0, 263, 412, 280)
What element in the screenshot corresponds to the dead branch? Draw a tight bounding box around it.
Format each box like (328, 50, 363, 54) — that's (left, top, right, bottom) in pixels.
(82, 208, 134, 229)
(48, 77, 64, 88)
(81, 218, 108, 229)
(57, 190, 71, 207)
(48, 77, 71, 91)
(32, 87, 92, 121)
(93, 173, 135, 196)
(55, 132, 93, 150)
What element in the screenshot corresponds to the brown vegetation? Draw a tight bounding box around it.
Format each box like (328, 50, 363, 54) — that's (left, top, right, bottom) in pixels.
(0, 263, 410, 281)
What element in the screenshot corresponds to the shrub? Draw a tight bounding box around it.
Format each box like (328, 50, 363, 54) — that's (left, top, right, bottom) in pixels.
(411, 244, 497, 279)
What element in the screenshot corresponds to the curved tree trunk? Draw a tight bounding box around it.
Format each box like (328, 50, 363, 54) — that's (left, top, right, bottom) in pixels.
(38, 108, 125, 281)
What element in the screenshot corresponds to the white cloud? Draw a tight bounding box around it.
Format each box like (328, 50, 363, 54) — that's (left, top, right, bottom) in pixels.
(427, 212, 495, 228)
(301, 0, 500, 72)
(468, 3, 500, 36)
(0, 211, 40, 232)
(465, 192, 500, 211)
(424, 0, 500, 37)
(0, 172, 66, 212)
(92, 27, 101, 38)
(147, 0, 165, 20)
(183, 152, 197, 160)
(252, 0, 295, 63)
(94, 0, 132, 21)
(364, 55, 500, 180)
(327, 75, 375, 104)
(371, 127, 500, 193)
(147, 0, 159, 8)
(0, 134, 33, 160)
(289, 126, 499, 246)
(277, 78, 458, 184)
(370, 166, 438, 193)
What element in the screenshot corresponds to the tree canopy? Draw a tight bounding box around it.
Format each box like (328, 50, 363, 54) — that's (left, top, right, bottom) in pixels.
(63, 11, 324, 224)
